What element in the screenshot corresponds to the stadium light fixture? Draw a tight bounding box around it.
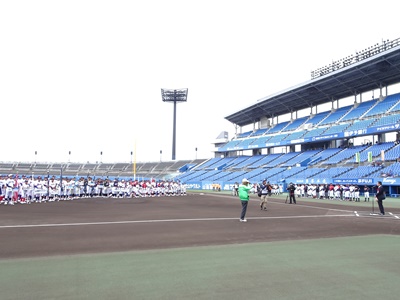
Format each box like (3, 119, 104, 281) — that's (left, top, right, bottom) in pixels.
(161, 88, 188, 160)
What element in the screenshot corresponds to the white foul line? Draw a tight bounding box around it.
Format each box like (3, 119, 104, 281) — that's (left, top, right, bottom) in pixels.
(0, 214, 354, 229)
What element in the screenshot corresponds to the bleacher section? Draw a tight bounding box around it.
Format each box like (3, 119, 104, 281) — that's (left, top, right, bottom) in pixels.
(282, 116, 309, 132)
(216, 140, 241, 151)
(305, 111, 330, 127)
(387, 93, 400, 112)
(217, 93, 400, 159)
(236, 130, 253, 138)
(252, 128, 269, 136)
(315, 167, 352, 178)
(337, 166, 383, 178)
(172, 134, 400, 189)
(265, 133, 289, 145)
(322, 123, 349, 135)
(3, 140, 400, 191)
(32, 163, 50, 174)
(318, 105, 352, 126)
(344, 119, 375, 132)
(0, 163, 14, 174)
(230, 156, 264, 169)
(250, 135, 272, 147)
(321, 145, 368, 165)
(308, 148, 342, 165)
(280, 150, 321, 167)
(268, 121, 290, 134)
(373, 114, 400, 126)
(364, 93, 400, 117)
(282, 130, 305, 141)
(340, 99, 377, 122)
(0, 159, 207, 181)
(268, 152, 299, 167)
(234, 137, 258, 149)
(382, 144, 400, 161)
(345, 142, 395, 163)
(302, 128, 326, 139)
(370, 162, 400, 177)
(247, 154, 283, 169)
(4, 91, 400, 192)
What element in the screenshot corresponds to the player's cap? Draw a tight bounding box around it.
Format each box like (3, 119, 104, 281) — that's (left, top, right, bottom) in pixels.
(242, 178, 250, 184)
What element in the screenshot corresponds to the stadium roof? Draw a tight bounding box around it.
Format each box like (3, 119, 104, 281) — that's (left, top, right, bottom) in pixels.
(225, 41, 400, 127)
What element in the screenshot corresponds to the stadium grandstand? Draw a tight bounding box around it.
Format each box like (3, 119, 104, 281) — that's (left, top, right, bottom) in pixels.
(175, 37, 400, 196)
(0, 159, 207, 181)
(3, 37, 400, 197)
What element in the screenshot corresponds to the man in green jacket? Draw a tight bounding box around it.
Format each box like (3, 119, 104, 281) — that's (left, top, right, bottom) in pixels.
(238, 178, 252, 222)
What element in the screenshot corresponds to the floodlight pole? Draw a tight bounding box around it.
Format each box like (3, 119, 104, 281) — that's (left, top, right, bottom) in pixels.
(172, 100, 177, 160)
(161, 88, 188, 161)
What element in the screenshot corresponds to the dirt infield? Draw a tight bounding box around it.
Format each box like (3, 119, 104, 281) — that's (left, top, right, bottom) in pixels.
(1, 193, 400, 259)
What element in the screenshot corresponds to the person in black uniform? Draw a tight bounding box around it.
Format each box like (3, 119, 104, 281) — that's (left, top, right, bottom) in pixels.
(364, 185, 370, 202)
(375, 181, 386, 215)
(287, 182, 296, 204)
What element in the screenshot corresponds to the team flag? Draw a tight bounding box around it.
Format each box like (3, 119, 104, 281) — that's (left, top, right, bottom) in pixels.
(355, 152, 360, 163)
(368, 151, 373, 162)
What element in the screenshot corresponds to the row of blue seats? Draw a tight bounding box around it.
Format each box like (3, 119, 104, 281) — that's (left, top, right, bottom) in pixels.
(178, 142, 400, 183)
(201, 142, 398, 171)
(229, 93, 400, 150)
(176, 164, 387, 184)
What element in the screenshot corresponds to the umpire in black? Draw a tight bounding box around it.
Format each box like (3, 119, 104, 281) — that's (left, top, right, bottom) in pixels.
(287, 182, 296, 204)
(375, 181, 386, 215)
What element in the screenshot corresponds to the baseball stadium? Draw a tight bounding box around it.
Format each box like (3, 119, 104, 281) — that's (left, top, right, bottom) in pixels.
(2, 38, 400, 299)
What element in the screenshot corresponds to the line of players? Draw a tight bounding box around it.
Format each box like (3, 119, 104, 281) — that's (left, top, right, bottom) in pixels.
(292, 183, 372, 202)
(0, 174, 187, 205)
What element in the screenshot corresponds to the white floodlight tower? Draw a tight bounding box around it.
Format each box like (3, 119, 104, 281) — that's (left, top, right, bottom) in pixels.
(161, 88, 188, 160)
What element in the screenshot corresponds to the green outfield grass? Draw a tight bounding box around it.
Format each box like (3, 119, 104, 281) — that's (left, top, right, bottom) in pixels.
(1, 235, 400, 300)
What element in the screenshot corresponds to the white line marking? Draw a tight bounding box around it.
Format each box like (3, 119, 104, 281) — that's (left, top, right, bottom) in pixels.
(263, 199, 356, 213)
(0, 214, 354, 229)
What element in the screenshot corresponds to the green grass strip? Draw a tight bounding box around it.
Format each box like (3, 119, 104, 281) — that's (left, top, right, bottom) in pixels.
(1, 235, 400, 300)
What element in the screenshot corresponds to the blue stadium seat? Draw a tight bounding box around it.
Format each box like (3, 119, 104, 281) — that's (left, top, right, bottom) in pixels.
(340, 100, 377, 122)
(268, 121, 290, 134)
(304, 111, 330, 127)
(321, 145, 368, 165)
(319, 106, 353, 126)
(364, 93, 400, 117)
(283, 116, 310, 132)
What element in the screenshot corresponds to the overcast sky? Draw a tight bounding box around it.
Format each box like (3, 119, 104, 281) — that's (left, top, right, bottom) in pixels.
(1, 0, 399, 163)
